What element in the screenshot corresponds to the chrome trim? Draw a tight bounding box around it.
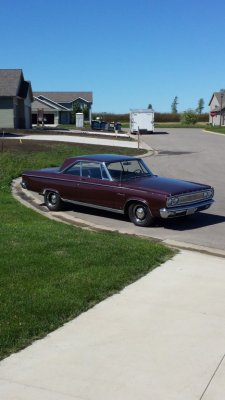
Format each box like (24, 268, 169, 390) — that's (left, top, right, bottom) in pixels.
(23, 173, 142, 192)
(24, 173, 116, 187)
(42, 188, 60, 195)
(167, 189, 214, 207)
(160, 199, 214, 218)
(61, 198, 124, 214)
(20, 181, 27, 189)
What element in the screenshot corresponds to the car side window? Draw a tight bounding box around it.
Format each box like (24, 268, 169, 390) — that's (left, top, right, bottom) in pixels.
(106, 162, 122, 180)
(65, 162, 81, 176)
(81, 162, 103, 179)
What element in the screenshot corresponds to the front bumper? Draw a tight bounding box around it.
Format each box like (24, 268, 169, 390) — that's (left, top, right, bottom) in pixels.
(160, 199, 214, 219)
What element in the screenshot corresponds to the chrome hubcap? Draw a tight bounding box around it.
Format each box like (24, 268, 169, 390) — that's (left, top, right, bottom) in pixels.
(135, 206, 146, 220)
(50, 193, 57, 204)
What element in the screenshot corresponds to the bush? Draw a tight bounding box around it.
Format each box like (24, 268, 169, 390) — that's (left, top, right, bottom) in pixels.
(181, 109, 198, 125)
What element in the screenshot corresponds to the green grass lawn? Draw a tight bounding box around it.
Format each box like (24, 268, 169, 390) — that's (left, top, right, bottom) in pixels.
(204, 126, 225, 134)
(0, 140, 175, 360)
(155, 122, 209, 129)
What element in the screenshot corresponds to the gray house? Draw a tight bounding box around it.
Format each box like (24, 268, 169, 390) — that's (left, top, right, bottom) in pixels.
(209, 92, 225, 126)
(32, 92, 93, 125)
(0, 69, 33, 128)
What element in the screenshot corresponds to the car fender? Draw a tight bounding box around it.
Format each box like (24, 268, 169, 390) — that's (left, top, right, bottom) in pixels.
(41, 188, 60, 196)
(124, 197, 152, 215)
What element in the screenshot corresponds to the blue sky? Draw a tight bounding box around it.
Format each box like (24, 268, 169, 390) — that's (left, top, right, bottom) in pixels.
(1, 0, 224, 113)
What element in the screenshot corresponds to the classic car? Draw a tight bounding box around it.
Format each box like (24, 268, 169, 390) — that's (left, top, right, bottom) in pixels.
(21, 154, 214, 227)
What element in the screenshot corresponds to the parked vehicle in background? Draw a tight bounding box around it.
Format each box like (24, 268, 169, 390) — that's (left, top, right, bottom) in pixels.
(21, 154, 214, 227)
(130, 109, 154, 134)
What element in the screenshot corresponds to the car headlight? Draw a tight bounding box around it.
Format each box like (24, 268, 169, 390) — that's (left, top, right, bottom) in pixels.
(204, 189, 214, 199)
(167, 196, 179, 207)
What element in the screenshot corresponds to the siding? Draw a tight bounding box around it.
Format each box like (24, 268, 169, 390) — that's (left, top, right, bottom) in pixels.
(0, 97, 13, 109)
(32, 99, 56, 112)
(0, 109, 14, 128)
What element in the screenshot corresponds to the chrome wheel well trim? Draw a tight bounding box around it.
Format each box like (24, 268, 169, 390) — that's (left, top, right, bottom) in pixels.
(124, 198, 152, 215)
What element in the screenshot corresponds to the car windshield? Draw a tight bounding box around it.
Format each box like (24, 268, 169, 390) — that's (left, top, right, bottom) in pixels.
(106, 159, 153, 181)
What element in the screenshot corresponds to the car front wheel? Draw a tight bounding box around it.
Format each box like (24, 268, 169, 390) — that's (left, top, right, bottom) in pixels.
(44, 191, 62, 211)
(128, 202, 154, 227)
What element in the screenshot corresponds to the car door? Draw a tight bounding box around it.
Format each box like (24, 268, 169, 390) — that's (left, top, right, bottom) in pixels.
(77, 161, 124, 210)
(58, 161, 83, 201)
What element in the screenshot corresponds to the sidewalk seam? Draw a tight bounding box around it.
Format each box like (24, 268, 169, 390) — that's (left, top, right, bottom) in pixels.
(199, 352, 225, 399)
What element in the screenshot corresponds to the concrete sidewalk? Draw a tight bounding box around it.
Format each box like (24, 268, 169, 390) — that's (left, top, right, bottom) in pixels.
(6, 133, 151, 150)
(1, 250, 225, 400)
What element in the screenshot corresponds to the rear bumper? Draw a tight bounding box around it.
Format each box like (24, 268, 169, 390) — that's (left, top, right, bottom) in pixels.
(160, 199, 214, 219)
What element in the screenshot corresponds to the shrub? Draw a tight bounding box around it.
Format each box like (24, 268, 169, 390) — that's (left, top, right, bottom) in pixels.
(181, 109, 198, 125)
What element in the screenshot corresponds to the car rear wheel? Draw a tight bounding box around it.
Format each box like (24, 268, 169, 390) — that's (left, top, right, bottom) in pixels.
(44, 191, 62, 211)
(128, 202, 154, 227)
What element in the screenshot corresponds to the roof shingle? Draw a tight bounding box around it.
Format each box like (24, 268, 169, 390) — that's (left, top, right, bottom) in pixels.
(0, 69, 23, 97)
(34, 91, 93, 103)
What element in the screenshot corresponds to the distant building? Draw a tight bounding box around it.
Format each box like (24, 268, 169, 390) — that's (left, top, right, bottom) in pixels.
(209, 92, 225, 126)
(32, 92, 93, 125)
(0, 69, 33, 128)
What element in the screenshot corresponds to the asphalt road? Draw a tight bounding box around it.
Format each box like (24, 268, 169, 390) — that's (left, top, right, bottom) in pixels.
(141, 128, 225, 251)
(17, 128, 225, 253)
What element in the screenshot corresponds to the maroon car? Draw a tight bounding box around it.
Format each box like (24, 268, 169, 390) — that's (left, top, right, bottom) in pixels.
(21, 154, 214, 227)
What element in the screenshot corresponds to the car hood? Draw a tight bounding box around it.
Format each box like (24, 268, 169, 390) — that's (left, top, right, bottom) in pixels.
(123, 175, 210, 195)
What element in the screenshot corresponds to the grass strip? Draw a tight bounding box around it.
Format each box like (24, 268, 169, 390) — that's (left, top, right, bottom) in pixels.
(0, 141, 175, 359)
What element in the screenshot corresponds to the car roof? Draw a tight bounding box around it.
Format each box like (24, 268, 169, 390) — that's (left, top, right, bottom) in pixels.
(59, 154, 141, 172)
(67, 154, 138, 163)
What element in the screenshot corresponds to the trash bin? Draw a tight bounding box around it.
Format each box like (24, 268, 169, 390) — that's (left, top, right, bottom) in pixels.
(100, 121, 108, 131)
(115, 122, 122, 131)
(91, 120, 101, 130)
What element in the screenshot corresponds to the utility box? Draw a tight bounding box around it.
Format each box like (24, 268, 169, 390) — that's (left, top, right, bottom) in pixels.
(130, 109, 154, 134)
(76, 113, 84, 128)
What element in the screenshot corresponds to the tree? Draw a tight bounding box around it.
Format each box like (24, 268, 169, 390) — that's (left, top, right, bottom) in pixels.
(71, 101, 82, 124)
(148, 104, 153, 109)
(83, 105, 90, 120)
(196, 98, 204, 114)
(181, 109, 198, 125)
(171, 96, 178, 114)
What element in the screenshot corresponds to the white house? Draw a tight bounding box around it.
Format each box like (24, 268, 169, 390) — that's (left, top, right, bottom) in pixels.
(208, 92, 225, 126)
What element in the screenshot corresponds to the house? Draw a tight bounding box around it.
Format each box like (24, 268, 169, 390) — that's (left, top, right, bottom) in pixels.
(0, 69, 33, 129)
(32, 92, 93, 125)
(209, 92, 225, 126)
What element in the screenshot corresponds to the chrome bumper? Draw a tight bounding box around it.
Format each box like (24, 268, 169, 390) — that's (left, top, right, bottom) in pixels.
(20, 180, 27, 189)
(160, 199, 214, 219)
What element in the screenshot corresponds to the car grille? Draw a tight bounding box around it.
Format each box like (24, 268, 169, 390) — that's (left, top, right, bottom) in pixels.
(178, 191, 205, 204)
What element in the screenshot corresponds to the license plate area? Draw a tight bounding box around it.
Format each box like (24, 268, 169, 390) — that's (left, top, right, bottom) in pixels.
(186, 208, 197, 215)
